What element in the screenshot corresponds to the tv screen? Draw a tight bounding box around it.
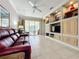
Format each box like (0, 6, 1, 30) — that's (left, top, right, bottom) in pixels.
(54, 26, 60, 33)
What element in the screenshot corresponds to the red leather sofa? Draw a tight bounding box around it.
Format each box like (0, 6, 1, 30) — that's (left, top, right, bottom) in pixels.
(0, 28, 31, 59)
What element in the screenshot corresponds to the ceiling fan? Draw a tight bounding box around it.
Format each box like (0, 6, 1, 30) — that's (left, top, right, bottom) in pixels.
(28, 1, 42, 13)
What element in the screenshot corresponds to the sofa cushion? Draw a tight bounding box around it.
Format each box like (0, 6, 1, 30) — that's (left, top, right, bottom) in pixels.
(0, 30, 9, 39)
(14, 41, 24, 46)
(0, 37, 14, 48)
(11, 35, 18, 41)
(7, 29, 15, 35)
(16, 36, 29, 45)
(16, 37, 25, 42)
(16, 33, 20, 38)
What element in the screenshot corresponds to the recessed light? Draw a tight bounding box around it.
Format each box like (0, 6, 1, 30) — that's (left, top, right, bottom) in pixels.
(70, 1, 73, 5)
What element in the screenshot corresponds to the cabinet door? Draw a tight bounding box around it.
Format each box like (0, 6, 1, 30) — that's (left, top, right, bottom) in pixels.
(62, 17, 78, 35)
(62, 36, 78, 46)
(70, 19, 78, 35)
(62, 20, 70, 34)
(54, 35, 61, 40)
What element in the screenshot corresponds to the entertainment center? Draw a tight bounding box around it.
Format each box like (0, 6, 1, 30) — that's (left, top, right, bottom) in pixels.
(45, 0, 78, 46)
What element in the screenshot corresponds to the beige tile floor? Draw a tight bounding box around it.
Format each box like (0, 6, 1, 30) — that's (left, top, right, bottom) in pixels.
(29, 35, 79, 59)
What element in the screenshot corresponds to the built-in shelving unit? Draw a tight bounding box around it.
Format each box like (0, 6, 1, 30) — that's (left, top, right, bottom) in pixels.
(45, 0, 79, 47)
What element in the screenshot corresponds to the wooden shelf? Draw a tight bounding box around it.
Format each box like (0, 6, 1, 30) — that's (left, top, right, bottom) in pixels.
(50, 32, 62, 35)
(62, 16, 78, 21)
(50, 20, 61, 24)
(45, 23, 50, 25)
(50, 32, 61, 40)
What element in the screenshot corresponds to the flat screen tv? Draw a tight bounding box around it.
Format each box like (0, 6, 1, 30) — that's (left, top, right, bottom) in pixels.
(54, 26, 60, 33)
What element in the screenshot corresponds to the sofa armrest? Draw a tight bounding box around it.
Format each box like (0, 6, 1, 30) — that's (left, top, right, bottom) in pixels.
(20, 32, 29, 37)
(0, 44, 31, 57)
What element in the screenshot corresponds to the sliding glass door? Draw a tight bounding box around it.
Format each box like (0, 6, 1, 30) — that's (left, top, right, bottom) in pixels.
(25, 20, 40, 36)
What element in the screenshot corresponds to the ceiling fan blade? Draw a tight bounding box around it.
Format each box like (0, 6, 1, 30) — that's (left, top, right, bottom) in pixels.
(29, 1, 34, 6)
(35, 7, 42, 12)
(28, 1, 42, 13)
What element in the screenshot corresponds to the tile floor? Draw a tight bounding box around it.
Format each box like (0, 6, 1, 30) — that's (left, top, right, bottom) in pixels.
(29, 35, 79, 59)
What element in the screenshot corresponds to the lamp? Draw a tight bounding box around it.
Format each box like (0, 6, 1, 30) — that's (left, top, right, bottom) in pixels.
(18, 25, 23, 29)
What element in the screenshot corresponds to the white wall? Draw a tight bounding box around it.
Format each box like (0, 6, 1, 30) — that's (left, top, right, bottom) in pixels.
(39, 20, 45, 35)
(45, 24, 50, 33)
(0, 0, 19, 29)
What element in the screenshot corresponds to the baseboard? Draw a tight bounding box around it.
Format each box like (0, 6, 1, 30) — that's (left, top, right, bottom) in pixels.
(45, 36, 79, 51)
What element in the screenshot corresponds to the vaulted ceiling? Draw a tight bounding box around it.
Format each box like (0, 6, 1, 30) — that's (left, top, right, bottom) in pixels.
(9, 0, 68, 18)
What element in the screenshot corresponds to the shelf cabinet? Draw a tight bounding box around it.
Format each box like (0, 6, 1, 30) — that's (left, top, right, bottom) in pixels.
(45, 0, 78, 47)
(50, 34, 61, 40)
(54, 35, 61, 40)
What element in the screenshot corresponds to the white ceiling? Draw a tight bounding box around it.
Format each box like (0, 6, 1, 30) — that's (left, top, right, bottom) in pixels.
(9, 0, 68, 18)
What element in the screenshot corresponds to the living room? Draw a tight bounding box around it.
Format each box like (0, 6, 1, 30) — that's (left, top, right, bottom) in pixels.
(0, 0, 79, 59)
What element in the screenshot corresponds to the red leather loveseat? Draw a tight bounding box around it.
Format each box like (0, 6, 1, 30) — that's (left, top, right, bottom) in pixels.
(0, 28, 31, 59)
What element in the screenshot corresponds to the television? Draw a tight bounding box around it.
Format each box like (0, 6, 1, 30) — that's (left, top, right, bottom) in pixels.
(50, 24, 60, 33)
(54, 26, 60, 33)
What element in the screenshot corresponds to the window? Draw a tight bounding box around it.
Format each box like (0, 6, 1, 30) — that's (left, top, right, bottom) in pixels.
(0, 5, 10, 27)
